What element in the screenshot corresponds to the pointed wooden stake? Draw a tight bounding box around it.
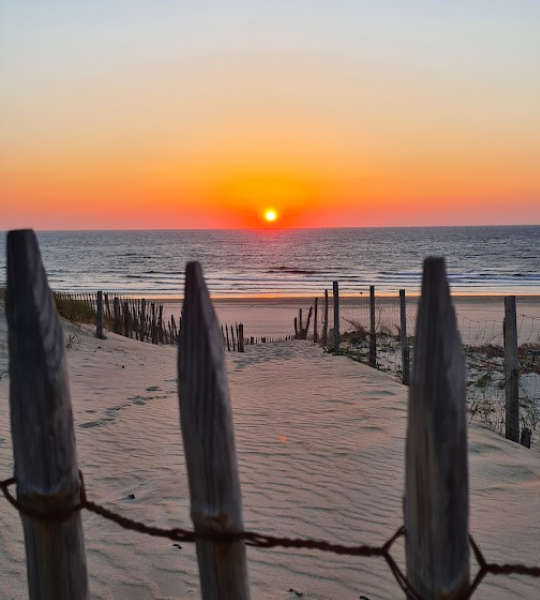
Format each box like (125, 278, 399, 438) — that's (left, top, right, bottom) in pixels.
(96, 290, 105, 339)
(504, 296, 519, 442)
(332, 281, 340, 350)
(6, 229, 88, 600)
(313, 297, 319, 343)
(369, 285, 376, 367)
(399, 289, 410, 385)
(178, 261, 250, 600)
(322, 289, 329, 345)
(405, 257, 469, 599)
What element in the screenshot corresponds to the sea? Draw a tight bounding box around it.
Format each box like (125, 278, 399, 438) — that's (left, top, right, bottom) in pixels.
(0, 225, 539, 297)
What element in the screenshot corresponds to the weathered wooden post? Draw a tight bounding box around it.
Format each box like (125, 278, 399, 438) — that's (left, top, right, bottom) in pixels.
(405, 257, 469, 599)
(304, 306, 313, 340)
(294, 317, 298, 338)
(313, 297, 318, 343)
(179, 261, 250, 599)
(230, 324, 236, 351)
(104, 293, 111, 320)
(6, 230, 88, 600)
(332, 281, 340, 351)
(399, 289, 409, 385)
(158, 304, 164, 343)
(140, 299, 147, 341)
(225, 324, 231, 351)
(113, 296, 121, 334)
(504, 296, 519, 442)
(322, 289, 329, 346)
(238, 323, 244, 352)
(150, 303, 157, 344)
(369, 285, 376, 367)
(96, 290, 104, 339)
(123, 301, 131, 338)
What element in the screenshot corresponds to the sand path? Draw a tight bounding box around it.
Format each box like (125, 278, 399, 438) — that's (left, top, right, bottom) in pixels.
(0, 319, 539, 599)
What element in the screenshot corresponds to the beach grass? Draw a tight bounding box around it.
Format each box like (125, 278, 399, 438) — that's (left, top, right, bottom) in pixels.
(53, 292, 97, 325)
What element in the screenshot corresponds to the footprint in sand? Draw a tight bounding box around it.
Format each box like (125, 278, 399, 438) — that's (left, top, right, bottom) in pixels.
(79, 420, 105, 429)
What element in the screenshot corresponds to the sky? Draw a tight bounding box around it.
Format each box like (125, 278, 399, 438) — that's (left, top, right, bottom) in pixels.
(1, 1, 539, 229)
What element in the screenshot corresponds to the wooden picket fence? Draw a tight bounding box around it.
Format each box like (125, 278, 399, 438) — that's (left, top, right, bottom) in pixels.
(3, 228, 539, 599)
(294, 281, 526, 446)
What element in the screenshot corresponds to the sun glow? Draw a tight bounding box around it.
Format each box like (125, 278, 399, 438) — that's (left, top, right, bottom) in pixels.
(264, 209, 278, 223)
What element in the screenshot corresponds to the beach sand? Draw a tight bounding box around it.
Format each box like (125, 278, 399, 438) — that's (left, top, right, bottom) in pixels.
(162, 296, 540, 345)
(0, 303, 539, 599)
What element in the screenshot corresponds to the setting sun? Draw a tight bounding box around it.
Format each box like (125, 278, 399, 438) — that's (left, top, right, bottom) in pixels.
(264, 209, 278, 223)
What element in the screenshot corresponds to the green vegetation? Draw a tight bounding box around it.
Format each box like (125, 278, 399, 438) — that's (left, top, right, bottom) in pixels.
(53, 292, 96, 324)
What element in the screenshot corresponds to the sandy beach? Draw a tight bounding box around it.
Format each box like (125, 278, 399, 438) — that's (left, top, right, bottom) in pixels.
(1, 299, 539, 600)
(162, 296, 540, 345)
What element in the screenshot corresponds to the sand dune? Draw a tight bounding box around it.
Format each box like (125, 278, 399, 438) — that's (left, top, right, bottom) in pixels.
(0, 313, 539, 599)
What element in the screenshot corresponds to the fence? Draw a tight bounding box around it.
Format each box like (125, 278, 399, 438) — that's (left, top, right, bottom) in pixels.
(291, 283, 540, 448)
(51, 289, 292, 353)
(2, 229, 540, 599)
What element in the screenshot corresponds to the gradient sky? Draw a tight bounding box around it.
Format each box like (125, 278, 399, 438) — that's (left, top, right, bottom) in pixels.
(1, 1, 539, 229)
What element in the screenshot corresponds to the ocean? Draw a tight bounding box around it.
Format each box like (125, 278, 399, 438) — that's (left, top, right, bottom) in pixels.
(1, 226, 538, 297)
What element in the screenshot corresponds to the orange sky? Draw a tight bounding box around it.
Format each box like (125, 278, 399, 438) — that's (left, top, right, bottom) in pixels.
(2, 3, 539, 229)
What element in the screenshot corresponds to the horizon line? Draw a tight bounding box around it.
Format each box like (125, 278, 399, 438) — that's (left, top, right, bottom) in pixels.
(2, 223, 539, 233)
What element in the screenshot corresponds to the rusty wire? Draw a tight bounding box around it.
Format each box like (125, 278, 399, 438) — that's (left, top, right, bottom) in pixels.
(2, 472, 539, 599)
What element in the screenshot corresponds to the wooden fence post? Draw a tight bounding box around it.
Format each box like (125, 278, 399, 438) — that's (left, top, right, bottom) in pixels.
(322, 289, 329, 346)
(238, 323, 244, 352)
(399, 289, 409, 385)
(230, 324, 236, 351)
(369, 285, 376, 367)
(405, 257, 469, 599)
(303, 306, 313, 340)
(96, 290, 104, 339)
(332, 281, 340, 351)
(313, 297, 318, 343)
(504, 296, 519, 442)
(225, 324, 231, 351)
(158, 304, 164, 344)
(179, 261, 250, 599)
(113, 296, 121, 334)
(123, 301, 131, 338)
(141, 299, 147, 341)
(104, 293, 111, 320)
(6, 230, 88, 599)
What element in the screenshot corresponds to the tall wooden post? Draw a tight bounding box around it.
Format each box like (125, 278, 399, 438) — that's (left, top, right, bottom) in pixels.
(123, 301, 131, 338)
(113, 296, 121, 334)
(179, 261, 250, 600)
(150, 303, 157, 344)
(313, 297, 318, 343)
(322, 289, 329, 346)
(96, 290, 104, 339)
(294, 317, 298, 339)
(399, 289, 409, 385)
(140, 299, 147, 341)
(225, 324, 231, 351)
(405, 257, 469, 599)
(504, 296, 519, 442)
(6, 230, 88, 600)
(332, 281, 340, 351)
(238, 323, 244, 352)
(369, 285, 376, 367)
(158, 304, 164, 344)
(304, 306, 313, 340)
(104, 293, 111, 320)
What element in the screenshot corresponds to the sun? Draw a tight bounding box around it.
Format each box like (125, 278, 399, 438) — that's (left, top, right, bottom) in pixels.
(264, 208, 278, 223)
